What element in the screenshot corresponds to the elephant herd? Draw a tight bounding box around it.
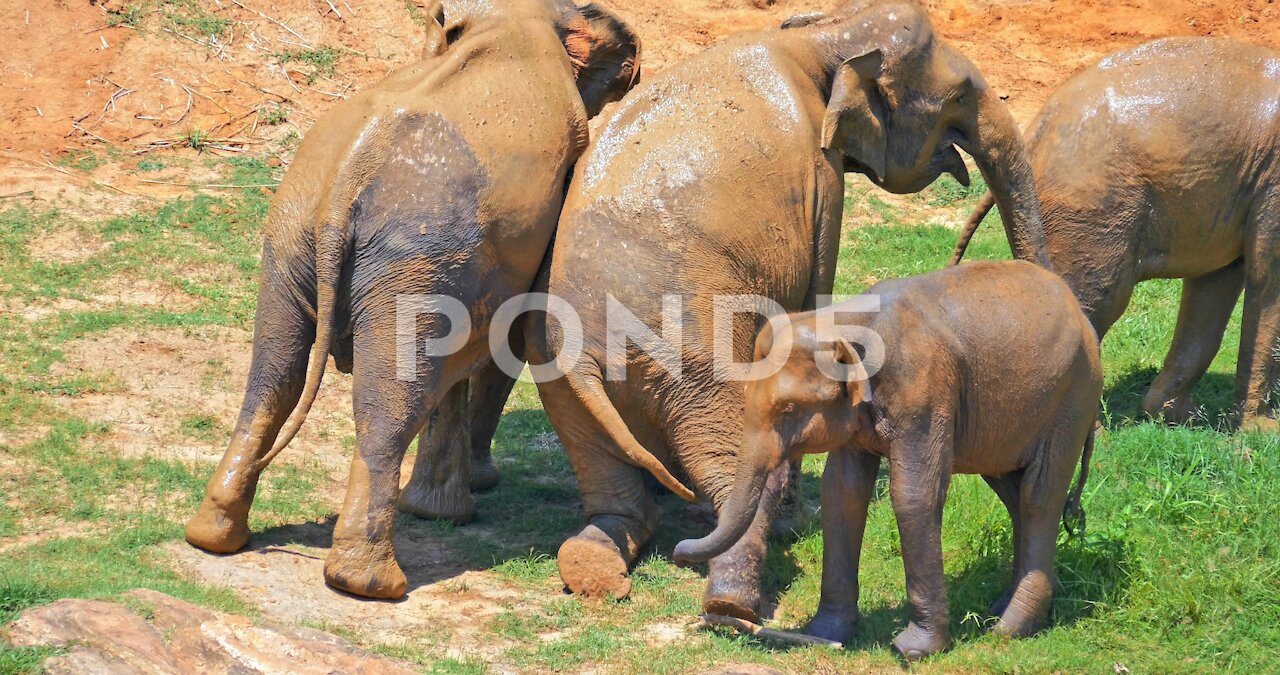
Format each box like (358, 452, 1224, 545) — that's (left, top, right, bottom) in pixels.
(181, 0, 1280, 661)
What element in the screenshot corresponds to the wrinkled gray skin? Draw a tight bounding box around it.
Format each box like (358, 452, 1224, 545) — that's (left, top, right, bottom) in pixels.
(953, 37, 1280, 430)
(453, 0, 1050, 623)
(676, 261, 1102, 660)
(183, 0, 641, 600)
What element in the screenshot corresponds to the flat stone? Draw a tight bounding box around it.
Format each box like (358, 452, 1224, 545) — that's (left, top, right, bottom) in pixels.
(3, 589, 417, 674)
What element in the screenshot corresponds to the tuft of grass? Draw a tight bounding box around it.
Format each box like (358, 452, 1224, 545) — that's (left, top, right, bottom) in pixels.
(277, 47, 342, 84)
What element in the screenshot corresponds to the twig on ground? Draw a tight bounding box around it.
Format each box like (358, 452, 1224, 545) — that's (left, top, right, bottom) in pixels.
(137, 179, 278, 189)
(1, 191, 35, 200)
(230, 0, 314, 48)
(0, 152, 138, 197)
(696, 614, 844, 649)
(321, 0, 344, 20)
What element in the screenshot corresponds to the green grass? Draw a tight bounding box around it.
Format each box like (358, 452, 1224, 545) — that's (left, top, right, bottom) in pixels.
(277, 47, 343, 84)
(1, 168, 1277, 673)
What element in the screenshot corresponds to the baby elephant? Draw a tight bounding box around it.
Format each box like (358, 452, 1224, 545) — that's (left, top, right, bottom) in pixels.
(675, 260, 1102, 660)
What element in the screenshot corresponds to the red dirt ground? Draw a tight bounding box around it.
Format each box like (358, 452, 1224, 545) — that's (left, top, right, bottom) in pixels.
(1, 0, 1278, 198)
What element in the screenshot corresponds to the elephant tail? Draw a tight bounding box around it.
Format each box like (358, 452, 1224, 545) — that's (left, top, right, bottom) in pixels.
(949, 191, 996, 266)
(1062, 422, 1095, 537)
(564, 370, 698, 503)
(259, 217, 350, 469)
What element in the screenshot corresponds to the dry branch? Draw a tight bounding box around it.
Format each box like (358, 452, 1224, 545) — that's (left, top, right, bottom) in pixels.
(696, 614, 844, 649)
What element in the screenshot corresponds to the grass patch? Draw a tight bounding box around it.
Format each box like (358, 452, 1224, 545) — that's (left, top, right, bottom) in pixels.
(1, 167, 1276, 672)
(277, 47, 342, 84)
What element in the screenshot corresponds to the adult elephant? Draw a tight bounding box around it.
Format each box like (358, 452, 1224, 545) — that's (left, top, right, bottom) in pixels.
(952, 37, 1280, 430)
(514, 0, 1049, 621)
(183, 0, 641, 599)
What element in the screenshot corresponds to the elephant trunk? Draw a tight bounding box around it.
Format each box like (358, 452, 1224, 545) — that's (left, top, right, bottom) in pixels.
(673, 433, 774, 564)
(960, 88, 1051, 269)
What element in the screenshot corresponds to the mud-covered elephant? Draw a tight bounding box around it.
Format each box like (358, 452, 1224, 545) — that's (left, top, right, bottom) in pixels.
(675, 261, 1102, 659)
(501, 0, 1049, 621)
(953, 37, 1280, 430)
(183, 0, 641, 599)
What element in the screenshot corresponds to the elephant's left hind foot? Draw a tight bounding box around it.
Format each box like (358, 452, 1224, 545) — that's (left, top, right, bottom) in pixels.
(324, 537, 408, 599)
(469, 459, 500, 492)
(892, 621, 952, 662)
(398, 472, 476, 525)
(558, 526, 632, 600)
(992, 569, 1053, 639)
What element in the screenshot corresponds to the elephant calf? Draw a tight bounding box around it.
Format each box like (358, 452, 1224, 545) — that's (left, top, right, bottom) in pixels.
(954, 37, 1280, 430)
(675, 261, 1102, 660)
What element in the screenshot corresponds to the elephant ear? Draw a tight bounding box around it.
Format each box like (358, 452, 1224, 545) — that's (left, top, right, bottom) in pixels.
(418, 0, 449, 59)
(556, 3, 642, 118)
(833, 338, 873, 406)
(821, 49, 888, 183)
(780, 12, 826, 29)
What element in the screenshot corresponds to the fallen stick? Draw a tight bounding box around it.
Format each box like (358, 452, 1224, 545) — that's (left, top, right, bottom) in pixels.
(136, 179, 278, 189)
(0, 191, 35, 200)
(696, 614, 843, 649)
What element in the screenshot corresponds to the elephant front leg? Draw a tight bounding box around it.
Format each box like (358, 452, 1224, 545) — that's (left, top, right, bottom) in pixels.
(888, 445, 954, 661)
(399, 379, 475, 524)
(804, 448, 881, 645)
(702, 460, 793, 622)
(1143, 261, 1243, 424)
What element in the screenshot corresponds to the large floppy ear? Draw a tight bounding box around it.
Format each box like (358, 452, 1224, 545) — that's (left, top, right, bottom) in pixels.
(556, 3, 642, 118)
(418, 0, 449, 59)
(833, 338, 873, 406)
(821, 49, 888, 182)
(780, 12, 826, 29)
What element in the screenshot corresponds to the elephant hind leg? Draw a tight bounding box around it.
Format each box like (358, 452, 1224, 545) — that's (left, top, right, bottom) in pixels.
(541, 377, 658, 601)
(982, 470, 1024, 618)
(1236, 198, 1280, 431)
(468, 357, 518, 491)
(186, 254, 313, 554)
(399, 378, 476, 524)
(993, 425, 1084, 639)
(1144, 260, 1244, 424)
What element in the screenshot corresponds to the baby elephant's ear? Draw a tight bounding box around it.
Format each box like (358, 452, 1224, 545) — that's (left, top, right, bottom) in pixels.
(834, 338, 873, 405)
(418, 0, 448, 59)
(822, 49, 888, 183)
(556, 3, 642, 118)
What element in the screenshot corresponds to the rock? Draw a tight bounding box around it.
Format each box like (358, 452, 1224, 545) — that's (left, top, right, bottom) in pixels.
(3, 589, 417, 674)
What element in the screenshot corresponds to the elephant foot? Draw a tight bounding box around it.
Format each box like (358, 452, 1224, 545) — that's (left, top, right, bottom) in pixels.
(397, 474, 475, 525)
(993, 572, 1052, 639)
(185, 497, 251, 554)
(892, 621, 952, 662)
(987, 588, 1013, 618)
(558, 530, 632, 600)
(1239, 413, 1279, 433)
(702, 574, 762, 623)
(803, 610, 857, 645)
(323, 540, 408, 599)
(1142, 390, 1198, 425)
(469, 459, 500, 492)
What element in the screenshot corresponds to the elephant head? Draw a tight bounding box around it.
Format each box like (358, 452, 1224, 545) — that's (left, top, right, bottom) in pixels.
(675, 320, 872, 564)
(788, 1, 1049, 266)
(426, 0, 640, 118)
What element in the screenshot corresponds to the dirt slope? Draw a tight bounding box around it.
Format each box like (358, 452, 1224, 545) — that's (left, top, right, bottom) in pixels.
(5, 0, 1278, 171)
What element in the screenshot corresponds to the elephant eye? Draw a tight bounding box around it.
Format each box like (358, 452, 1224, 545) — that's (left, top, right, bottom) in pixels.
(779, 402, 796, 415)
